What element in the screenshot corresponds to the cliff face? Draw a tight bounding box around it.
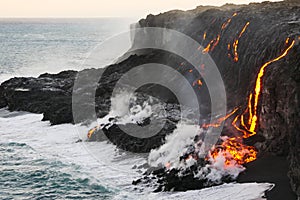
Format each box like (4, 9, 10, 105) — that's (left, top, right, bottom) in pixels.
(134, 1, 300, 195)
(261, 48, 300, 195)
(0, 0, 299, 196)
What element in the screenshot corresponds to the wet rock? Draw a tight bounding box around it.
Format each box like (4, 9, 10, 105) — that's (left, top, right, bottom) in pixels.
(0, 71, 77, 125)
(101, 119, 177, 153)
(133, 159, 234, 192)
(0, 0, 299, 196)
(75, 139, 83, 143)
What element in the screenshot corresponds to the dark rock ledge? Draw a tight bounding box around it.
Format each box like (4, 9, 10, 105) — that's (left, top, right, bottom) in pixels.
(0, 0, 299, 198)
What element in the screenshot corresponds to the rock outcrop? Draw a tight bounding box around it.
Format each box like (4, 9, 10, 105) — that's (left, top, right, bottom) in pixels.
(0, 71, 77, 124)
(0, 0, 299, 197)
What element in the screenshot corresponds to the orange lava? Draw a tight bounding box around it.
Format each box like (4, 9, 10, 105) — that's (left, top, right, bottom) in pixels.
(232, 22, 250, 62)
(87, 125, 100, 139)
(202, 13, 237, 53)
(235, 39, 295, 138)
(209, 38, 295, 166)
(193, 79, 203, 87)
(203, 32, 207, 40)
(210, 137, 257, 166)
(202, 108, 238, 129)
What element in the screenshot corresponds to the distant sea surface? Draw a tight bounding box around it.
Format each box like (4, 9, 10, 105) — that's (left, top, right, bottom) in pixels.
(0, 18, 135, 83)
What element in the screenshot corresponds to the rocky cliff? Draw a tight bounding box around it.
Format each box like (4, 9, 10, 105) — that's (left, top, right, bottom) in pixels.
(0, 0, 299, 197)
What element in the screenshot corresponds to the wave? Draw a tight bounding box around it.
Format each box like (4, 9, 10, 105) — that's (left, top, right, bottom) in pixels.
(0, 107, 273, 199)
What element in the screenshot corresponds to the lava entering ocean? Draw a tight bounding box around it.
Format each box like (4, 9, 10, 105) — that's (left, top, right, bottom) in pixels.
(86, 13, 296, 181)
(207, 38, 295, 167)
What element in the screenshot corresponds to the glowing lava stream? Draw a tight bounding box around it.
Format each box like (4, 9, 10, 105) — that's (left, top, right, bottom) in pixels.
(208, 38, 295, 166)
(86, 34, 295, 168)
(232, 22, 250, 62)
(202, 12, 238, 53)
(236, 38, 295, 138)
(87, 125, 100, 139)
(202, 108, 238, 128)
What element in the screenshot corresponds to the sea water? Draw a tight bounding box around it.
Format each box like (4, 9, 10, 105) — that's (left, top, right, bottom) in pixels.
(0, 19, 272, 199)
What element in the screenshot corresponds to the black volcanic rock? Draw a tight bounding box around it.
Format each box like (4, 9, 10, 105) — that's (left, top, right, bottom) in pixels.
(0, 70, 77, 125)
(259, 46, 300, 196)
(102, 120, 177, 153)
(0, 0, 299, 196)
(133, 1, 300, 196)
(133, 159, 234, 192)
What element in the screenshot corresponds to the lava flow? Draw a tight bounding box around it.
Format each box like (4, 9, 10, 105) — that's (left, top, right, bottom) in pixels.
(208, 38, 295, 166)
(87, 125, 100, 139)
(202, 108, 238, 129)
(202, 12, 237, 53)
(232, 22, 250, 62)
(233, 38, 295, 138)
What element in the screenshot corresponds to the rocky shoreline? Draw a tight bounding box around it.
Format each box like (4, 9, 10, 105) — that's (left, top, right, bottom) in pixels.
(0, 0, 299, 198)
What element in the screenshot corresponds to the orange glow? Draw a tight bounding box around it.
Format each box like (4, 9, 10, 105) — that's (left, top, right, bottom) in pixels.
(197, 79, 203, 86)
(233, 39, 239, 62)
(246, 39, 295, 134)
(232, 22, 250, 62)
(202, 108, 238, 128)
(209, 38, 295, 166)
(210, 137, 257, 166)
(229, 39, 295, 138)
(203, 34, 221, 53)
(203, 32, 207, 40)
(285, 38, 290, 44)
(87, 125, 100, 139)
(221, 12, 238, 30)
(193, 79, 203, 87)
(239, 22, 250, 38)
(203, 43, 212, 53)
(221, 18, 232, 30)
(202, 13, 237, 53)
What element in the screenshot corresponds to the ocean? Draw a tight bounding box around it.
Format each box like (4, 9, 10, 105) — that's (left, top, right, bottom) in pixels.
(0, 19, 272, 199)
(0, 18, 135, 83)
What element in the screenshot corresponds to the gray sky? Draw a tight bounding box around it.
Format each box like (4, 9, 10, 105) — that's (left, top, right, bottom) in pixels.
(0, 0, 282, 18)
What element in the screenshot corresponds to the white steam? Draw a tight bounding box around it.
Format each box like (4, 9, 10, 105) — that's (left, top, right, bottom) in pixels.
(97, 90, 247, 184)
(148, 122, 246, 183)
(148, 123, 200, 169)
(197, 153, 245, 183)
(96, 90, 165, 129)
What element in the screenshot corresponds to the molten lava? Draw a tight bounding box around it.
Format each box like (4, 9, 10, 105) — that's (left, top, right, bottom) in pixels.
(202, 108, 238, 129)
(203, 32, 207, 40)
(193, 79, 203, 87)
(233, 39, 295, 138)
(202, 13, 238, 53)
(210, 137, 257, 166)
(87, 125, 100, 139)
(208, 38, 295, 166)
(232, 22, 250, 62)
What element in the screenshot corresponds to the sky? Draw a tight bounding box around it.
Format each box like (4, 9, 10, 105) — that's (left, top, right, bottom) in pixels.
(0, 0, 282, 18)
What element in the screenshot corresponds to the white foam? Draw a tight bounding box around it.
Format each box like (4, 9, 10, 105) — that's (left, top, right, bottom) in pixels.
(97, 90, 163, 127)
(148, 121, 246, 183)
(145, 183, 274, 200)
(0, 108, 274, 199)
(148, 123, 200, 168)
